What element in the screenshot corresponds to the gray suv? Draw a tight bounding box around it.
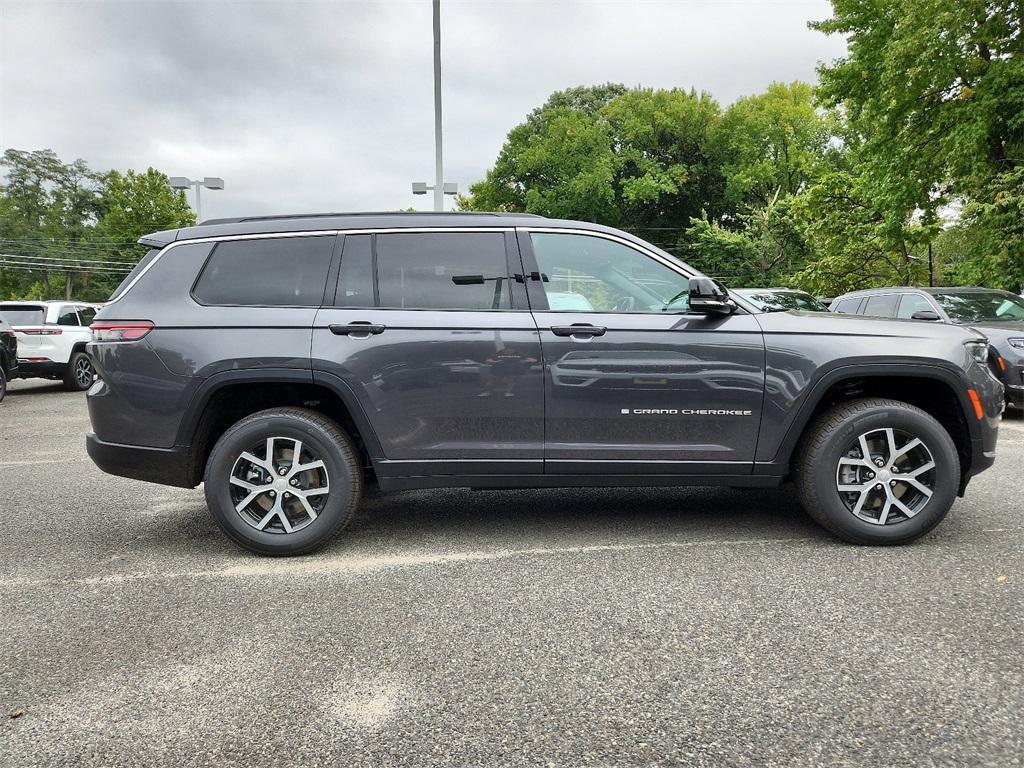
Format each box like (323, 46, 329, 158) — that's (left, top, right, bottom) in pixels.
(86, 213, 1003, 555)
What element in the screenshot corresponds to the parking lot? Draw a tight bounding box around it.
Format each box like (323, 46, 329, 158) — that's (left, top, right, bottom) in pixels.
(0, 378, 1020, 767)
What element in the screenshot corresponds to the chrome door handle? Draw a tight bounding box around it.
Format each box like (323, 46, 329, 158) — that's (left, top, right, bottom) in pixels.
(551, 324, 607, 338)
(330, 322, 385, 336)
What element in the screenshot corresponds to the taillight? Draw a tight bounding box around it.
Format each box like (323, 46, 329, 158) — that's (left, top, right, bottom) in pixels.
(20, 327, 62, 336)
(91, 321, 154, 342)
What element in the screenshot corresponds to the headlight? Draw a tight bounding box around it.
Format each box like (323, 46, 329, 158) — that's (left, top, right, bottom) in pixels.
(1008, 338, 1024, 350)
(965, 341, 989, 364)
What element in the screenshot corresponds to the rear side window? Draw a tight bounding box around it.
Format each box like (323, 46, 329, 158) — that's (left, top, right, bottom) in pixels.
(57, 307, 80, 326)
(0, 305, 46, 325)
(863, 294, 899, 318)
(375, 233, 510, 310)
(830, 297, 862, 314)
(193, 236, 334, 307)
(78, 306, 98, 325)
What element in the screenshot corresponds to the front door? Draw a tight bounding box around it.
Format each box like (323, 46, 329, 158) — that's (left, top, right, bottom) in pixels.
(312, 229, 544, 479)
(519, 229, 765, 476)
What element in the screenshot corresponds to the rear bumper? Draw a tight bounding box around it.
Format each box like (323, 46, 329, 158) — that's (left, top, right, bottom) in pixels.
(86, 432, 197, 488)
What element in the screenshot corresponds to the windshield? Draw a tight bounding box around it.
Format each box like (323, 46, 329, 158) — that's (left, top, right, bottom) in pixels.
(737, 291, 826, 313)
(0, 305, 46, 325)
(932, 292, 1024, 323)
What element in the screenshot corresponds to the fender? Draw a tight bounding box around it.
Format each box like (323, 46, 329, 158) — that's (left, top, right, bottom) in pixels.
(756, 360, 978, 474)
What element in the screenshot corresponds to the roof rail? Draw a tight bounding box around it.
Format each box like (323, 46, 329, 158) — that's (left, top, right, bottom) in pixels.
(197, 211, 545, 226)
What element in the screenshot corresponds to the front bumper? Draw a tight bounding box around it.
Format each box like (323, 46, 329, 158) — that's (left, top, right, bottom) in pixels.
(86, 432, 196, 488)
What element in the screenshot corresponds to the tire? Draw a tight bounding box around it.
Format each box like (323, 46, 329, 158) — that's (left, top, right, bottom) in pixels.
(204, 407, 362, 556)
(793, 397, 959, 545)
(63, 350, 95, 391)
(0, 366, 7, 402)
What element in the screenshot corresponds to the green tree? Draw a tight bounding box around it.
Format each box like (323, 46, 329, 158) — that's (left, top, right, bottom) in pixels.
(460, 84, 725, 235)
(812, 0, 1024, 289)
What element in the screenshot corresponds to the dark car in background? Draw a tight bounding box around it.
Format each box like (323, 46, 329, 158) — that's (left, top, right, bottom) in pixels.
(731, 288, 830, 313)
(830, 286, 1024, 409)
(0, 316, 17, 402)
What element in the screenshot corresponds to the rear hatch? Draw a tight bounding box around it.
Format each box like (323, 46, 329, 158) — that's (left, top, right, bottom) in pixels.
(0, 304, 52, 356)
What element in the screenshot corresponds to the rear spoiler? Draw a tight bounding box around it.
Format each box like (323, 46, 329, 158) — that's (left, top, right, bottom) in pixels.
(137, 229, 179, 249)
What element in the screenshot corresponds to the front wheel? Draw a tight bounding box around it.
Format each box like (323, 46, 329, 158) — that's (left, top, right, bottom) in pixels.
(794, 398, 960, 545)
(63, 351, 95, 391)
(204, 407, 362, 555)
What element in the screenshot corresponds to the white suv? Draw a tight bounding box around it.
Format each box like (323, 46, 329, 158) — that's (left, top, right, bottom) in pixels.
(0, 301, 101, 391)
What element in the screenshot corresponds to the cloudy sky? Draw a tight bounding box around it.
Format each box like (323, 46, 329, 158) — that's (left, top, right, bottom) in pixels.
(1, 0, 846, 221)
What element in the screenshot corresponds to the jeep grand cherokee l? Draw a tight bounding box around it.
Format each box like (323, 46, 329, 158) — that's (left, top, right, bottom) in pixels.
(85, 213, 1003, 555)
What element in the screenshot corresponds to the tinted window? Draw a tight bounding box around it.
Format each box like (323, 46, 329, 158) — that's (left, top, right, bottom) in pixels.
(78, 306, 97, 325)
(863, 294, 899, 317)
(0, 305, 46, 325)
(108, 248, 159, 302)
(831, 297, 862, 314)
(932, 291, 1024, 323)
(897, 293, 935, 319)
(335, 235, 375, 307)
(193, 236, 334, 306)
(530, 233, 690, 312)
(376, 233, 510, 310)
(57, 307, 80, 326)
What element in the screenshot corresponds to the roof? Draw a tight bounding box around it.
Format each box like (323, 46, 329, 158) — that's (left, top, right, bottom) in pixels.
(136, 211, 654, 251)
(833, 286, 1014, 299)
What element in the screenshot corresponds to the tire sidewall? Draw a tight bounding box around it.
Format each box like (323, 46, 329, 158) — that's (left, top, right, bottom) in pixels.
(809, 405, 959, 543)
(205, 414, 357, 554)
(0, 366, 6, 402)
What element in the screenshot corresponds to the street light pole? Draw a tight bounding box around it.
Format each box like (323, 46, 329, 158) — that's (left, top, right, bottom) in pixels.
(168, 177, 224, 223)
(432, 0, 444, 213)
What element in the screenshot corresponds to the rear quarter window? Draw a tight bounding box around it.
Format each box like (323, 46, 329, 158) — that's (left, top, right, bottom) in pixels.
(193, 236, 335, 306)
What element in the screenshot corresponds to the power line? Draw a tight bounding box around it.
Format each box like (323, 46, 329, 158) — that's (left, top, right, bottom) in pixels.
(0, 262, 130, 276)
(0, 257, 131, 273)
(0, 252, 139, 268)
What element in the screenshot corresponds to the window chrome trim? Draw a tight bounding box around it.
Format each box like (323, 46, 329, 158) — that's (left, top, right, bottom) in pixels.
(106, 227, 516, 306)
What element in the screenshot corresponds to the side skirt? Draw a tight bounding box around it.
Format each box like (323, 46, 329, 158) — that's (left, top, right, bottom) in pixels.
(376, 473, 785, 492)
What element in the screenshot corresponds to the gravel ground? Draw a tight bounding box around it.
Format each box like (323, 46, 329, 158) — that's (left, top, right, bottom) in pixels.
(1, 378, 1021, 767)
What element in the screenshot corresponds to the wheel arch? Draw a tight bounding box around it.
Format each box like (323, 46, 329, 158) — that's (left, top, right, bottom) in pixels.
(177, 370, 385, 488)
(764, 363, 976, 480)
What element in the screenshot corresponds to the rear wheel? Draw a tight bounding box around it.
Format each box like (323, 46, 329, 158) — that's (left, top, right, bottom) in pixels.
(0, 366, 7, 402)
(204, 407, 362, 556)
(794, 398, 959, 545)
(63, 351, 94, 391)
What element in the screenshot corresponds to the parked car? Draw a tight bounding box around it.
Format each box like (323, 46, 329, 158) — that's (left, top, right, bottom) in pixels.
(85, 212, 1002, 555)
(0, 316, 18, 402)
(0, 301, 101, 391)
(731, 288, 830, 313)
(830, 286, 1024, 410)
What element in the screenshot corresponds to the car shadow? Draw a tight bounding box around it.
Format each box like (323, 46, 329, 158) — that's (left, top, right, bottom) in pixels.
(5, 380, 67, 396)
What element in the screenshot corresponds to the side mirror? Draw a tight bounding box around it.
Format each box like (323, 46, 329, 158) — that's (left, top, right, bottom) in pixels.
(689, 277, 736, 315)
(910, 310, 940, 321)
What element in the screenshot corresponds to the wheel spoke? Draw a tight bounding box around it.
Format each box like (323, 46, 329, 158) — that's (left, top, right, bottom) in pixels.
(230, 476, 270, 492)
(890, 495, 918, 519)
(877, 497, 892, 525)
(255, 498, 281, 530)
(892, 437, 922, 462)
(302, 486, 329, 497)
(295, 494, 319, 520)
(265, 437, 276, 468)
(858, 434, 872, 462)
(291, 459, 326, 477)
(239, 451, 272, 474)
(838, 482, 871, 493)
(908, 460, 936, 478)
(838, 456, 871, 469)
(851, 489, 870, 517)
(235, 490, 263, 513)
(883, 428, 898, 465)
(291, 439, 303, 469)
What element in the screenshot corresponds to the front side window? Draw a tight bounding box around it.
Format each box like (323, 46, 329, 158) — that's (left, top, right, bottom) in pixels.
(193, 236, 334, 306)
(896, 293, 935, 319)
(932, 291, 1024, 323)
(375, 233, 510, 310)
(530, 233, 690, 313)
(863, 294, 899, 318)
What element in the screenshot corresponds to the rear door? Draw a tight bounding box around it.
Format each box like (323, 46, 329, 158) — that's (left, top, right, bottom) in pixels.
(312, 229, 544, 479)
(520, 229, 765, 476)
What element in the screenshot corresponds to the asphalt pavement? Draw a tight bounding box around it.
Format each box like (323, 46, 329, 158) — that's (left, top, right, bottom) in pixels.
(1, 378, 1022, 767)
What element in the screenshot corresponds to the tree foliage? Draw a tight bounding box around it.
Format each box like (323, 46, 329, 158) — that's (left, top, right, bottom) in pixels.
(0, 150, 194, 301)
